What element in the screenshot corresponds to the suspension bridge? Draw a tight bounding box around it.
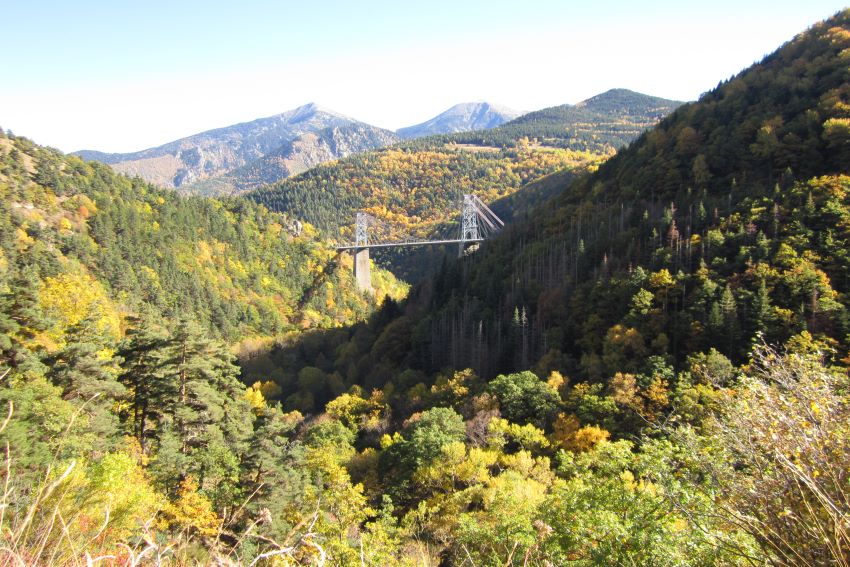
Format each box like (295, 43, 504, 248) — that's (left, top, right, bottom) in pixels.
(335, 194, 504, 292)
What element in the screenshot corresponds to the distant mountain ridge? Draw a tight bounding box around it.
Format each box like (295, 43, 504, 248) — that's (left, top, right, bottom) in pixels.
(397, 102, 523, 139)
(75, 103, 395, 191)
(444, 89, 684, 152)
(249, 88, 681, 240)
(74, 91, 680, 194)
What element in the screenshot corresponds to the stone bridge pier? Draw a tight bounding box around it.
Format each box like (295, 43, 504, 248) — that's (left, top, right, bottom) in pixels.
(354, 248, 371, 293)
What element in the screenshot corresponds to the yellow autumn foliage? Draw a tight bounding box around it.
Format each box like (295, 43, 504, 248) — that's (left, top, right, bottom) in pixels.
(551, 413, 611, 452)
(39, 270, 121, 344)
(162, 476, 221, 538)
(244, 384, 267, 412)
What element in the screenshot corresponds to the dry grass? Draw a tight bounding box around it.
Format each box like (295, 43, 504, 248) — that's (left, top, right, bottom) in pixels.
(676, 347, 850, 567)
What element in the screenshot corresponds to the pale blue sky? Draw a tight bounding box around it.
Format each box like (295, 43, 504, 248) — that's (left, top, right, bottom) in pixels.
(1, 0, 846, 152)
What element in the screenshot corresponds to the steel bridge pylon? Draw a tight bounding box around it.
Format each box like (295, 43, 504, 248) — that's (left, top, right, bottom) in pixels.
(339, 194, 504, 293)
(353, 212, 372, 293)
(459, 194, 481, 257)
(355, 212, 369, 247)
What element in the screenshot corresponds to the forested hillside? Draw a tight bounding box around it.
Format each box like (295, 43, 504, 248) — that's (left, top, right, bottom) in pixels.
(238, 10, 850, 565)
(0, 129, 413, 565)
(312, 10, 850, 381)
(251, 145, 602, 238)
(3, 10, 850, 567)
(2, 133, 406, 341)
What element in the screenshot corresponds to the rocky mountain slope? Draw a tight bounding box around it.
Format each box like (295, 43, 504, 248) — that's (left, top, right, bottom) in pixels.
(184, 122, 400, 195)
(396, 101, 522, 139)
(75, 103, 396, 191)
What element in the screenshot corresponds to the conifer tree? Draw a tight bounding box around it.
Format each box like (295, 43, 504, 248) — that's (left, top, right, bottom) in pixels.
(719, 285, 740, 356)
(117, 316, 172, 454)
(45, 315, 125, 447)
(152, 316, 255, 504)
(0, 271, 49, 374)
(161, 317, 243, 454)
(751, 280, 773, 339)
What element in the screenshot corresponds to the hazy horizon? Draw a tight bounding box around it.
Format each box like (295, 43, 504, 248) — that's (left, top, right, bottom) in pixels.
(2, 0, 845, 153)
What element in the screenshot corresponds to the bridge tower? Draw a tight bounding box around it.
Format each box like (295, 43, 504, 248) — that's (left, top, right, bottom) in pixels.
(459, 194, 481, 257)
(354, 212, 372, 293)
(339, 194, 503, 293)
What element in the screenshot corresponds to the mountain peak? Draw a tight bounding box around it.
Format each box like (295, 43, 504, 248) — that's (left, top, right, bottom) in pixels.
(397, 102, 523, 139)
(578, 88, 640, 102)
(575, 88, 684, 112)
(285, 102, 350, 121)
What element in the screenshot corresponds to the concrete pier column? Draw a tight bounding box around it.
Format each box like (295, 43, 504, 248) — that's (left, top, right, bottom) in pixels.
(354, 247, 372, 293)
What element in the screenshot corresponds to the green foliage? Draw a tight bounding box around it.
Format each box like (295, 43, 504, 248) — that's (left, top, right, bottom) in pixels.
(542, 440, 751, 565)
(45, 318, 125, 448)
(0, 374, 83, 471)
(0, 272, 49, 373)
(488, 418, 549, 451)
(305, 418, 357, 453)
(691, 348, 850, 565)
(405, 407, 467, 467)
(488, 371, 561, 429)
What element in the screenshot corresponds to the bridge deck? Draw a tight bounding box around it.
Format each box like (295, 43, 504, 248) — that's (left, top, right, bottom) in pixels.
(335, 238, 483, 251)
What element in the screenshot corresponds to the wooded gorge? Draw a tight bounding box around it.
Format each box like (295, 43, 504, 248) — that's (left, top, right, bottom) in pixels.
(2, 9, 850, 567)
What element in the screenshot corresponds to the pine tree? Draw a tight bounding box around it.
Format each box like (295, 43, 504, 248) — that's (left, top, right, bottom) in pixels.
(719, 285, 740, 356)
(751, 280, 772, 338)
(45, 316, 125, 447)
(0, 271, 49, 374)
(162, 317, 225, 453)
(148, 425, 188, 495)
(117, 316, 173, 454)
(241, 407, 308, 535)
(0, 292, 17, 359)
(159, 317, 253, 460)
